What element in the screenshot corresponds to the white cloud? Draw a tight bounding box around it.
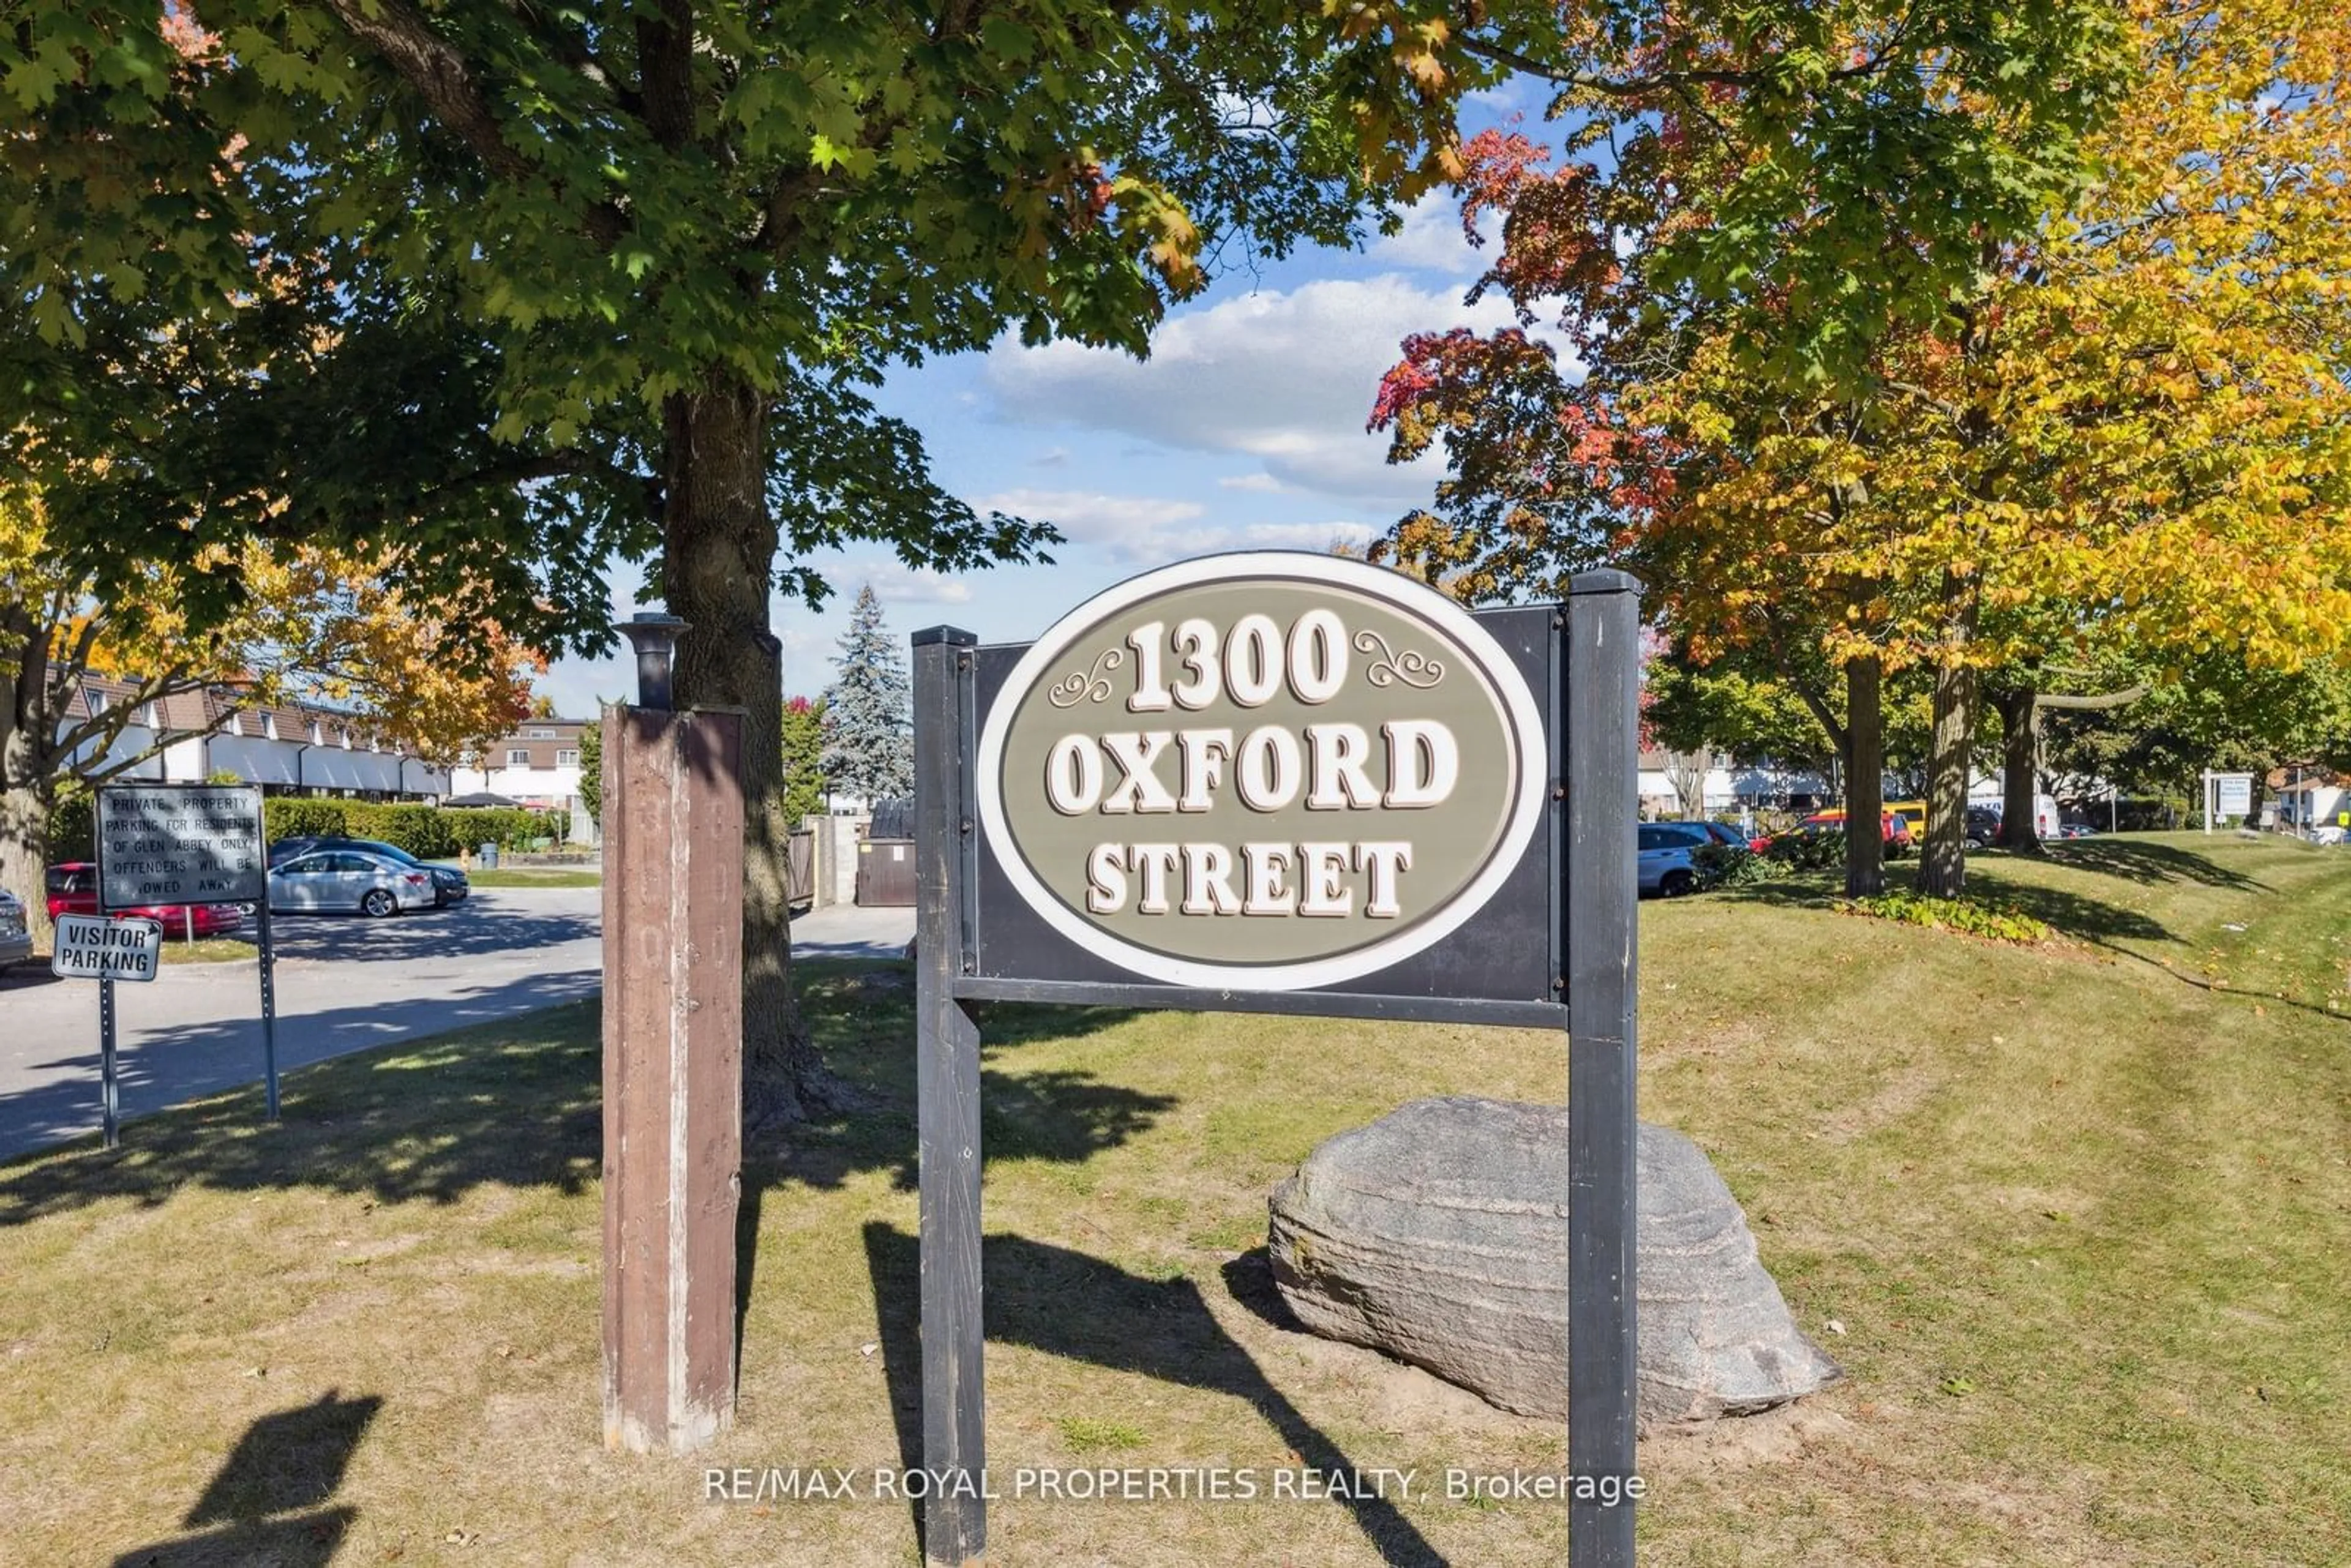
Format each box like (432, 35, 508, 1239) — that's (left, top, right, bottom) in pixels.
(969, 487, 1373, 567)
(974, 489, 1205, 542)
(1237, 520, 1376, 553)
(1217, 473, 1288, 493)
(983, 274, 1528, 508)
(1361, 195, 1492, 277)
(846, 561, 975, 607)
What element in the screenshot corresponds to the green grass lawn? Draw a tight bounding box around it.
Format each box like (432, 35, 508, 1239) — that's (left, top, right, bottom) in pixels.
(0, 833, 2342, 1565)
(160, 937, 261, 964)
(462, 868, 602, 888)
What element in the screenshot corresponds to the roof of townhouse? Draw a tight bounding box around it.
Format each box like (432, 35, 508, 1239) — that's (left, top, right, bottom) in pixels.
(65, 675, 391, 751)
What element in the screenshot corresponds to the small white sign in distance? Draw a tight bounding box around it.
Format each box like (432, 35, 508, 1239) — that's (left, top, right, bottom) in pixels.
(2215, 775, 2254, 816)
(51, 914, 167, 983)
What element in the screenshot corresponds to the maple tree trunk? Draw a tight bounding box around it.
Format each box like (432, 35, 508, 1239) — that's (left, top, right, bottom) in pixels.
(1916, 583, 1981, 898)
(0, 620, 56, 950)
(1843, 654, 1885, 899)
(661, 376, 828, 1127)
(1993, 685, 2042, 853)
(0, 780, 52, 952)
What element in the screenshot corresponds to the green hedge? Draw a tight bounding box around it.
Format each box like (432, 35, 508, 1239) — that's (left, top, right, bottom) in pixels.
(1763, 826, 1847, 871)
(262, 798, 567, 857)
(46, 791, 94, 861)
(46, 793, 567, 868)
(263, 799, 349, 841)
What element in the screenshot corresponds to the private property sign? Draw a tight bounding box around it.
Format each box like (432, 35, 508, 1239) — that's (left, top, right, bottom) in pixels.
(84, 780, 284, 1146)
(50, 914, 163, 982)
(909, 555, 1646, 1568)
(96, 783, 268, 909)
(975, 554, 1548, 991)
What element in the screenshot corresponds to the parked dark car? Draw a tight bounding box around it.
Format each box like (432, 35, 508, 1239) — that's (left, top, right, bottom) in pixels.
(45, 863, 248, 937)
(268, 837, 469, 907)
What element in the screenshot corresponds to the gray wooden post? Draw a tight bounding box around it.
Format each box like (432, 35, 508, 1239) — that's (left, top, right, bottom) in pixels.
(912, 626, 985, 1567)
(601, 704, 744, 1455)
(1565, 569, 1642, 1565)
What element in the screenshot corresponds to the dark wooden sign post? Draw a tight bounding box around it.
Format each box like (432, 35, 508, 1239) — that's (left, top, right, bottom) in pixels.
(911, 556, 1641, 1566)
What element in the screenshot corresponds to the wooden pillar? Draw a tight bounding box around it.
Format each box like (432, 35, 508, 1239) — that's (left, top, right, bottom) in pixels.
(912, 626, 986, 1567)
(1566, 569, 1641, 1566)
(602, 706, 744, 1456)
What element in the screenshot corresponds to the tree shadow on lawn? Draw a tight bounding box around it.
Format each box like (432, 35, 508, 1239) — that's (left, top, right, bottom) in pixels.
(0, 963, 1173, 1235)
(767, 964, 1162, 1195)
(738, 970, 1174, 1373)
(2036, 838, 2270, 892)
(862, 1223, 1449, 1568)
(1712, 871, 2175, 946)
(0, 967, 602, 1165)
(0, 996, 610, 1228)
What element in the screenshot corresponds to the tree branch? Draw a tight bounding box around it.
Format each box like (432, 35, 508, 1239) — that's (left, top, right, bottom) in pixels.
(1458, 34, 1902, 99)
(318, 0, 627, 246)
(2037, 685, 2149, 713)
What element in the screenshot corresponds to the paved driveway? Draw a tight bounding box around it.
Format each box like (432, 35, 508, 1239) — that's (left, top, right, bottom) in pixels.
(0, 891, 913, 1160)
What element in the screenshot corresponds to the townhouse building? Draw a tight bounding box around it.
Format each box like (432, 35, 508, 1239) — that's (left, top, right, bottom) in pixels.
(446, 718, 598, 843)
(61, 677, 451, 799)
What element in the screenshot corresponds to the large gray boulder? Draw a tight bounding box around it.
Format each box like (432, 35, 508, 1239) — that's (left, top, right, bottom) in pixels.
(1267, 1097, 1840, 1429)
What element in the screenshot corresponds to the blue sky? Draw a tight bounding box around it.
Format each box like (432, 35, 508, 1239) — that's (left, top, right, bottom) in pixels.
(536, 119, 1545, 717)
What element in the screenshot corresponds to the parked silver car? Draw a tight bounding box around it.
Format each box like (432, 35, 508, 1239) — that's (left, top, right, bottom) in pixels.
(0, 888, 32, 975)
(268, 849, 437, 917)
(1638, 822, 1715, 897)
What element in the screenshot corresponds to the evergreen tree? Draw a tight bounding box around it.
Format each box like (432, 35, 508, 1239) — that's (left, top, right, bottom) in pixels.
(781, 696, 829, 826)
(819, 590, 913, 805)
(577, 709, 604, 827)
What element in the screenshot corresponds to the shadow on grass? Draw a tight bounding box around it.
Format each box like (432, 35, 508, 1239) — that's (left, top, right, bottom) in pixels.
(110, 1390, 379, 1566)
(0, 998, 609, 1229)
(1711, 869, 2175, 945)
(769, 967, 1166, 1196)
(863, 1224, 1447, 1568)
(2039, 838, 2271, 892)
(738, 969, 1176, 1376)
(1961, 880, 2173, 945)
(1, 961, 1171, 1238)
(0, 967, 601, 1163)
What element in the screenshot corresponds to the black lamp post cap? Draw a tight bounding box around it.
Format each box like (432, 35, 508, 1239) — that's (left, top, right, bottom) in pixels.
(620, 613, 691, 710)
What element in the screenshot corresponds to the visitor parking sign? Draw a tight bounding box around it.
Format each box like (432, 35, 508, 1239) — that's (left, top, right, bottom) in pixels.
(50, 914, 164, 983)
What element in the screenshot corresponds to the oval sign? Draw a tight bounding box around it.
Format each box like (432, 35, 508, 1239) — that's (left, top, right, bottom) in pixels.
(976, 553, 1547, 989)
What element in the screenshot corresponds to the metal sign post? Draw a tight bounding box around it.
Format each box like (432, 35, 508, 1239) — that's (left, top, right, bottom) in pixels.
(909, 555, 1643, 1567)
(99, 973, 118, 1149)
(258, 895, 280, 1120)
(52, 912, 166, 1148)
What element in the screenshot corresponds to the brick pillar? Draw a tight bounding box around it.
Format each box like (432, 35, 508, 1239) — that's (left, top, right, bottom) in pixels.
(602, 707, 743, 1455)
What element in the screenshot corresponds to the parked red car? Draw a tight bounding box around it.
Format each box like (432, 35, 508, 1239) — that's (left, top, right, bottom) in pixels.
(1798, 809, 1916, 856)
(44, 863, 248, 938)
